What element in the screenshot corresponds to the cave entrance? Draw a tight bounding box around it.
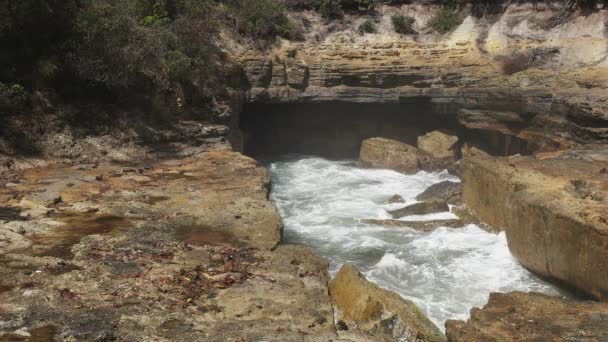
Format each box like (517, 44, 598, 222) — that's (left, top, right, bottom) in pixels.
(238, 101, 533, 159)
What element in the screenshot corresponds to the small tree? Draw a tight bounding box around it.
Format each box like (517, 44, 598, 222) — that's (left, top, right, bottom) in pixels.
(358, 19, 376, 34)
(391, 15, 416, 35)
(316, 0, 343, 19)
(429, 7, 462, 34)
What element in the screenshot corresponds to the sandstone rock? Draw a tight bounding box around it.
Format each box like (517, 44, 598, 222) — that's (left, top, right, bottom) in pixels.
(359, 138, 418, 174)
(329, 263, 445, 342)
(417, 132, 460, 171)
(0, 149, 336, 341)
(461, 144, 490, 159)
(388, 200, 449, 218)
(462, 149, 608, 300)
(416, 181, 462, 205)
(445, 292, 608, 341)
(362, 218, 464, 231)
(384, 194, 405, 204)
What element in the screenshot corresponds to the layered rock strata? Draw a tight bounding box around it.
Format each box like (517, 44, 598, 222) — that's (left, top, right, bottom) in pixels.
(236, 4, 608, 153)
(462, 149, 608, 300)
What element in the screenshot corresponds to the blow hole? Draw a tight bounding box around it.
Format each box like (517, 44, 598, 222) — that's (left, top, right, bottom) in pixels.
(238, 101, 533, 159)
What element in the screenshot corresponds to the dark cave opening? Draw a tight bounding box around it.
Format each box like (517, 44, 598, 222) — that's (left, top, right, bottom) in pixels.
(238, 101, 533, 159)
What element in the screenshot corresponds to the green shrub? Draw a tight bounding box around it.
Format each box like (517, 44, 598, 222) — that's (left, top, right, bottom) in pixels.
(227, 0, 291, 39)
(358, 19, 376, 34)
(0, 83, 29, 109)
(316, 0, 343, 19)
(391, 15, 415, 35)
(429, 7, 463, 34)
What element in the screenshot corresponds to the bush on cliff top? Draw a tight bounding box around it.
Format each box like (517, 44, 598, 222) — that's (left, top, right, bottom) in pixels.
(358, 19, 377, 34)
(391, 15, 416, 35)
(429, 6, 463, 34)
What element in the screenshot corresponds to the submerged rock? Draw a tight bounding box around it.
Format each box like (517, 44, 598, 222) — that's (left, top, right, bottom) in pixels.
(359, 138, 418, 174)
(330, 263, 445, 342)
(362, 218, 464, 232)
(388, 200, 450, 218)
(417, 132, 460, 172)
(416, 181, 462, 206)
(445, 292, 608, 341)
(384, 194, 405, 204)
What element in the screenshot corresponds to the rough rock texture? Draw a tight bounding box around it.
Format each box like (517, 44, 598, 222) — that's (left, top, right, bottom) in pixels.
(329, 263, 445, 342)
(416, 181, 462, 205)
(417, 132, 460, 171)
(388, 200, 450, 218)
(237, 4, 608, 153)
(0, 142, 340, 341)
(359, 137, 418, 174)
(445, 292, 608, 341)
(462, 149, 608, 300)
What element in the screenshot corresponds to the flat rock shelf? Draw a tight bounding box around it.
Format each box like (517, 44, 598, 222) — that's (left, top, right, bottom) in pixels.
(269, 156, 567, 329)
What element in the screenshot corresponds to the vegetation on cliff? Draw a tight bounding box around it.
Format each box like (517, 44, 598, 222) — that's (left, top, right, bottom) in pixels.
(1, 0, 604, 114)
(1, 1, 300, 120)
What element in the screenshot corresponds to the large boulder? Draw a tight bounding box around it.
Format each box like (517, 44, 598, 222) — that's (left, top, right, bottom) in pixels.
(359, 138, 418, 174)
(330, 263, 445, 342)
(416, 181, 462, 205)
(417, 131, 459, 171)
(462, 150, 608, 300)
(388, 200, 449, 218)
(446, 292, 608, 341)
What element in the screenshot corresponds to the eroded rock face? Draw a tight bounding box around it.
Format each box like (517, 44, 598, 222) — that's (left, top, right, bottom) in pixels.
(237, 5, 608, 153)
(359, 137, 418, 174)
(462, 149, 608, 300)
(417, 132, 460, 171)
(330, 263, 445, 342)
(445, 292, 608, 341)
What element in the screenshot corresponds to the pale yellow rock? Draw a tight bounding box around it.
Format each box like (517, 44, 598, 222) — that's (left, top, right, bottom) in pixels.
(359, 137, 418, 174)
(329, 263, 445, 342)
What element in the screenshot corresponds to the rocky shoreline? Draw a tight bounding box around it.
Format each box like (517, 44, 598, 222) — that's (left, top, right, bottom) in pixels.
(2, 125, 607, 340)
(0, 131, 451, 341)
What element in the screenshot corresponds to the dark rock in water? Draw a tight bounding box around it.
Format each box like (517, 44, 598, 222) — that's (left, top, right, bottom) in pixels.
(416, 181, 462, 205)
(361, 218, 464, 231)
(388, 200, 449, 218)
(383, 194, 405, 204)
(445, 292, 608, 341)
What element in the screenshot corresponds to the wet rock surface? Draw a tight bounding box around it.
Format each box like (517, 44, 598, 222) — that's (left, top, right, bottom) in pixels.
(416, 181, 462, 206)
(388, 200, 450, 219)
(329, 263, 445, 342)
(445, 292, 608, 342)
(0, 145, 340, 341)
(361, 219, 464, 232)
(462, 148, 608, 300)
(359, 138, 418, 174)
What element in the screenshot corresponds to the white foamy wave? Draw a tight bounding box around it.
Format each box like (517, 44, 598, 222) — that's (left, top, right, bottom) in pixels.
(269, 156, 564, 329)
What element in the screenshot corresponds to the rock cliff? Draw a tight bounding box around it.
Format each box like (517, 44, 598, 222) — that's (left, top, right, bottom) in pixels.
(236, 3, 608, 154)
(462, 148, 608, 299)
